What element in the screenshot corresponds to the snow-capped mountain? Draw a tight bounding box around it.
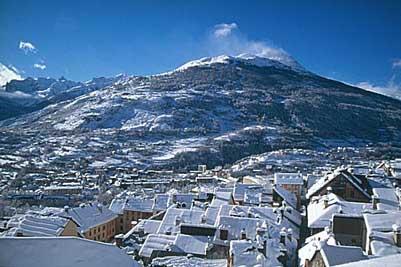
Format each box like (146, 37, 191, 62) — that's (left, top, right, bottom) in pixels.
(1, 54, 401, 168)
(0, 63, 22, 86)
(175, 54, 305, 73)
(0, 74, 128, 121)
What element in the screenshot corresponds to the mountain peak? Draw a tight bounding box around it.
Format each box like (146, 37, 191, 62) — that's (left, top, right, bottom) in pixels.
(175, 53, 305, 73)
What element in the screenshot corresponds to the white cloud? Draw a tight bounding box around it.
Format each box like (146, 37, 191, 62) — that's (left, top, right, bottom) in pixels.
(208, 22, 301, 69)
(356, 80, 401, 100)
(19, 41, 37, 54)
(213, 23, 238, 38)
(393, 59, 401, 69)
(34, 63, 47, 70)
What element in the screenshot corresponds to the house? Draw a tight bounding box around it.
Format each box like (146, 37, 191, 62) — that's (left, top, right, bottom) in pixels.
(4, 213, 79, 237)
(362, 211, 401, 255)
(274, 173, 303, 206)
(306, 168, 371, 203)
(232, 183, 264, 205)
(0, 237, 140, 267)
(307, 192, 367, 236)
(57, 203, 118, 242)
(302, 240, 367, 267)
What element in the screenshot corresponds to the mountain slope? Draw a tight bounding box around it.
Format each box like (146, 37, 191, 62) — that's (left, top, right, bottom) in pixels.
(1, 55, 401, 168)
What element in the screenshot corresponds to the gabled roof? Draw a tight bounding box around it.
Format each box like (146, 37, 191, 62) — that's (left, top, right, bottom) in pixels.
(306, 169, 370, 199)
(58, 203, 117, 232)
(301, 240, 367, 267)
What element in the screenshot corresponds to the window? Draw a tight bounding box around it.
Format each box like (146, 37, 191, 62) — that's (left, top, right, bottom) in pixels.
(103, 225, 105, 230)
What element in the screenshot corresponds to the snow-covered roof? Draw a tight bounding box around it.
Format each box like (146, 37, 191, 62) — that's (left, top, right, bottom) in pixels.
(274, 173, 303, 185)
(319, 243, 367, 266)
(233, 183, 263, 202)
(300, 240, 367, 267)
(0, 237, 139, 267)
(334, 254, 401, 267)
(151, 256, 227, 267)
(210, 189, 233, 207)
(307, 193, 367, 229)
(273, 185, 297, 209)
(58, 203, 117, 232)
(139, 233, 209, 258)
(306, 169, 370, 199)
(363, 211, 401, 255)
(367, 176, 399, 211)
(153, 194, 172, 211)
(5, 214, 70, 237)
(230, 239, 282, 267)
(125, 198, 154, 212)
(215, 204, 301, 239)
(156, 207, 204, 235)
(132, 219, 161, 235)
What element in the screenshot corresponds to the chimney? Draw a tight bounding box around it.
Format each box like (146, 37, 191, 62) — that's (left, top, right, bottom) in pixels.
(115, 234, 124, 248)
(16, 230, 23, 237)
(327, 186, 333, 194)
(201, 214, 206, 224)
(287, 228, 293, 242)
(175, 216, 181, 226)
(240, 228, 247, 240)
(64, 205, 70, 213)
(372, 195, 378, 210)
(393, 224, 401, 247)
(323, 196, 329, 209)
(280, 228, 286, 245)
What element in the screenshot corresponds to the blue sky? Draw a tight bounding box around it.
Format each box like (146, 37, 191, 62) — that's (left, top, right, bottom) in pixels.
(1, 0, 400, 95)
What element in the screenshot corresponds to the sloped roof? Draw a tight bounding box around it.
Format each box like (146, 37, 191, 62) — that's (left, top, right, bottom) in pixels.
(307, 169, 370, 199)
(307, 193, 367, 229)
(5, 214, 70, 237)
(0, 237, 139, 267)
(58, 203, 117, 232)
(335, 254, 401, 267)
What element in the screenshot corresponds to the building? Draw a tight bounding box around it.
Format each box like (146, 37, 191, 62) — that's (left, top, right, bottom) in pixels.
(58, 203, 118, 242)
(307, 192, 367, 236)
(306, 168, 371, 203)
(274, 173, 304, 202)
(4, 213, 79, 237)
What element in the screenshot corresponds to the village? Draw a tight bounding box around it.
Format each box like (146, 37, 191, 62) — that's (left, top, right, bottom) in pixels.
(1, 146, 401, 267)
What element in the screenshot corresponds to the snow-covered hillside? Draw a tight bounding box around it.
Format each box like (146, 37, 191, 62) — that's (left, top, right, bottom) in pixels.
(1, 54, 401, 168)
